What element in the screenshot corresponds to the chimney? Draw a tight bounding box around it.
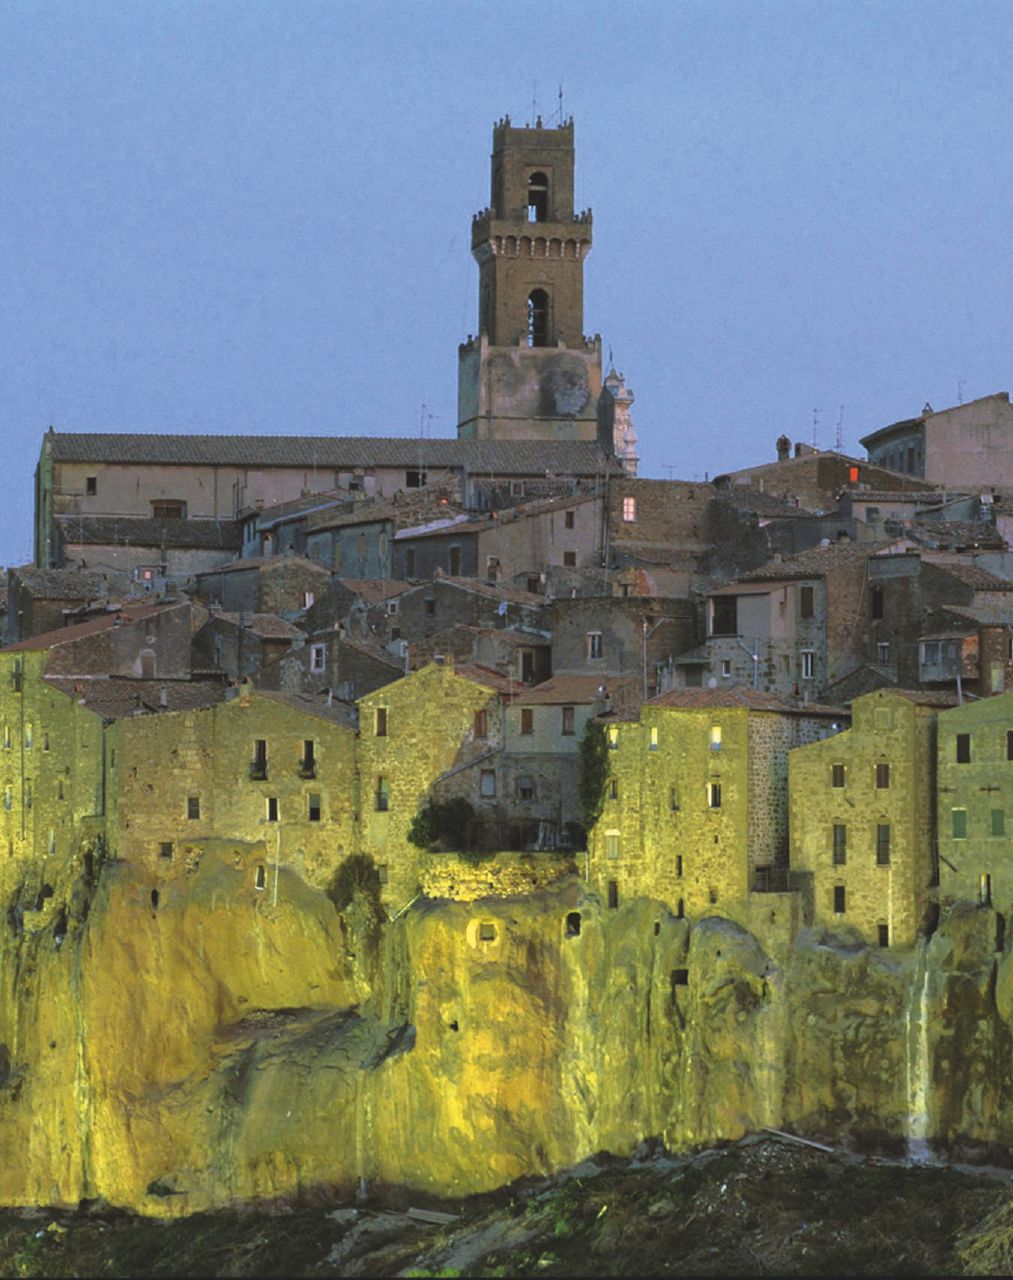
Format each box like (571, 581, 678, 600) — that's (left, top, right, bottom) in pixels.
(776, 434, 791, 463)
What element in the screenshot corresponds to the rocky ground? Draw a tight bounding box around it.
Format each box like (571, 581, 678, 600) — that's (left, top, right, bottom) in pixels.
(1, 1134, 1012, 1278)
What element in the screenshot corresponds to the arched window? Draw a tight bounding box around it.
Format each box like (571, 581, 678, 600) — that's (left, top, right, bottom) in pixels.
(527, 171, 548, 222)
(527, 289, 549, 347)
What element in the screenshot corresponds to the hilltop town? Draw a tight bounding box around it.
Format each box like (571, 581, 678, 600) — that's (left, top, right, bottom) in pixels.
(2, 116, 1013, 1213)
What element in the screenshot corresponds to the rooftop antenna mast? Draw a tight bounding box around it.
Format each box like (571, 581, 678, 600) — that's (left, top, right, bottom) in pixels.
(835, 405, 845, 453)
(812, 406, 820, 449)
(530, 81, 538, 126)
(557, 84, 564, 125)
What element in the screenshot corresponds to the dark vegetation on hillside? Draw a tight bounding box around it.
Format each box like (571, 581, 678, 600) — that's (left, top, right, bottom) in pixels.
(1, 1135, 1011, 1277)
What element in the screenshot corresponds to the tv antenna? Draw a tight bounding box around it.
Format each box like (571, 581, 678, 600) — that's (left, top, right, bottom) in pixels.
(958, 379, 966, 405)
(556, 84, 564, 125)
(835, 405, 845, 453)
(812, 406, 820, 448)
(529, 81, 538, 126)
(663, 465, 678, 480)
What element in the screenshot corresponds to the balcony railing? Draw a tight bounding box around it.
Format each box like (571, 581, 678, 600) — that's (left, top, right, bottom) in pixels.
(248, 762, 268, 781)
(298, 761, 317, 780)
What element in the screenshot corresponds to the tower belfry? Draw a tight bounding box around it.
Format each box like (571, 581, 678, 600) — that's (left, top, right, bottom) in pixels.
(457, 115, 603, 443)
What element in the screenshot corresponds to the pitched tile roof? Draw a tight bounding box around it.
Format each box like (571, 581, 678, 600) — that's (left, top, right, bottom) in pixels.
(736, 540, 895, 582)
(1, 600, 185, 651)
(211, 612, 305, 640)
(451, 663, 525, 696)
(252, 688, 358, 727)
(10, 566, 109, 599)
(647, 687, 841, 715)
(44, 676, 227, 719)
(44, 431, 620, 475)
(439, 577, 546, 607)
(334, 578, 414, 604)
(56, 516, 241, 550)
(194, 554, 327, 577)
(517, 674, 640, 706)
(930, 561, 1013, 591)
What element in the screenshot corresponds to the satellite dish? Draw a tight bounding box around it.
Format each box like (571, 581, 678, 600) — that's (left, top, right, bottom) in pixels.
(707, 677, 718, 688)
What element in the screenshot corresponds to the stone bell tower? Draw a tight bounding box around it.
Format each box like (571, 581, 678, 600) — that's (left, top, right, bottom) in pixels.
(457, 115, 603, 442)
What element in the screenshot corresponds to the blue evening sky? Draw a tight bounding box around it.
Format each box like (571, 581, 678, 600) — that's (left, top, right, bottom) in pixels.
(3, 0, 1012, 566)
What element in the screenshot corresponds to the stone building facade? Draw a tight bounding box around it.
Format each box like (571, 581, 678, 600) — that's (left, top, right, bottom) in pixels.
(788, 689, 945, 949)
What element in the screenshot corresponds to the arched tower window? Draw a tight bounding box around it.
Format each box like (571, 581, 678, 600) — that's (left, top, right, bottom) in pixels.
(527, 289, 549, 347)
(527, 171, 548, 222)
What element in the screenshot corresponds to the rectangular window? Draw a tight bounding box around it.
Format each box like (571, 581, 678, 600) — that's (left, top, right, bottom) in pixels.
(301, 740, 316, 776)
(2, 787, 10, 811)
(708, 781, 722, 809)
(833, 824, 847, 865)
(878, 923, 890, 948)
(605, 831, 620, 860)
(876, 823, 891, 865)
(561, 706, 575, 736)
(1007, 729, 1013, 761)
(526, 576, 540, 594)
(676, 854, 683, 877)
(406, 469, 427, 488)
(720, 658, 732, 678)
(302, 591, 315, 609)
(518, 774, 534, 801)
(711, 596, 737, 636)
(308, 793, 321, 822)
(952, 808, 967, 838)
(251, 739, 268, 780)
(831, 763, 845, 788)
(563, 550, 577, 567)
(587, 632, 603, 660)
(649, 726, 659, 750)
(608, 880, 619, 909)
(377, 864, 389, 885)
(310, 644, 326, 673)
(24, 724, 32, 750)
(608, 778, 619, 801)
(710, 725, 722, 750)
(375, 777, 390, 811)
(159, 842, 173, 860)
(485, 555, 499, 581)
(799, 585, 814, 618)
(670, 786, 679, 811)
(86, 475, 97, 495)
(622, 496, 637, 522)
(564, 509, 575, 529)
(871, 587, 884, 619)
(480, 769, 496, 798)
(267, 796, 279, 822)
(608, 725, 619, 750)
(474, 709, 488, 739)
(833, 885, 846, 914)
(424, 597, 436, 616)
(992, 809, 1005, 837)
(876, 763, 890, 789)
(187, 796, 200, 820)
(520, 708, 534, 735)
(449, 546, 461, 575)
(405, 548, 416, 576)
(375, 707, 388, 737)
(877, 641, 891, 663)
(956, 733, 971, 763)
(152, 499, 186, 519)
(800, 650, 815, 680)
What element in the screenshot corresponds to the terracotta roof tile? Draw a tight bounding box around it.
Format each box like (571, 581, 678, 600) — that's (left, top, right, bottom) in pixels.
(44, 676, 226, 719)
(1, 600, 185, 651)
(57, 516, 241, 550)
(518, 674, 640, 706)
(647, 687, 840, 714)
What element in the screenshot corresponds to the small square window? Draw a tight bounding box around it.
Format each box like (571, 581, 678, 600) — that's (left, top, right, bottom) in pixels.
(159, 842, 173, 860)
(187, 796, 200, 820)
(563, 550, 577, 567)
(478, 920, 497, 941)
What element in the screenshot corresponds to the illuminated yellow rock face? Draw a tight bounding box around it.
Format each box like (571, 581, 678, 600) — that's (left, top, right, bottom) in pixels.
(0, 851, 1012, 1215)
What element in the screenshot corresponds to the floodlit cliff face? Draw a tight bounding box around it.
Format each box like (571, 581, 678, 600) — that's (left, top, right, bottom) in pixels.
(0, 851, 1011, 1215)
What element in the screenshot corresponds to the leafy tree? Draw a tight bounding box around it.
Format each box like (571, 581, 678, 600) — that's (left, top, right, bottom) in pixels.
(577, 720, 609, 830)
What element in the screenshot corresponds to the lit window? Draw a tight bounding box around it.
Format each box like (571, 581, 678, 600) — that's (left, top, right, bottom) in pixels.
(710, 725, 722, 750)
(302, 591, 315, 609)
(607, 726, 619, 750)
(649, 726, 659, 750)
(622, 496, 637, 522)
(605, 831, 620, 860)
